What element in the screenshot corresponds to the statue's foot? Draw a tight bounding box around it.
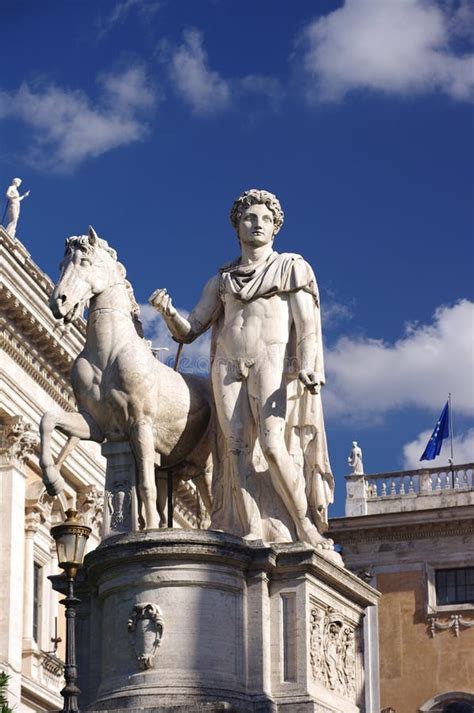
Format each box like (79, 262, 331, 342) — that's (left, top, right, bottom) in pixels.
(243, 530, 263, 542)
(297, 517, 325, 548)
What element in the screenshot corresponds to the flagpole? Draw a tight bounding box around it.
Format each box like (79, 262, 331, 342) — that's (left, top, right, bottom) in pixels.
(448, 392, 454, 486)
(448, 393, 454, 463)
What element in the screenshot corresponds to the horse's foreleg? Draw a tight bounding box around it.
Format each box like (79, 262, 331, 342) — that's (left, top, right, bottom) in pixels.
(155, 471, 168, 528)
(40, 410, 102, 496)
(194, 456, 213, 517)
(130, 421, 159, 529)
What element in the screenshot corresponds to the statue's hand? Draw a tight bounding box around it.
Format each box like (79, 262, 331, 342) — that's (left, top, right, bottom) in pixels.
(148, 288, 176, 317)
(298, 370, 321, 395)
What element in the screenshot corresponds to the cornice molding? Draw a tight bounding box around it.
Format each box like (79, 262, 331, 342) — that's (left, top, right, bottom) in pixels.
(2, 319, 76, 411)
(0, 227, 86, 368)
(329, 518, 474, 544)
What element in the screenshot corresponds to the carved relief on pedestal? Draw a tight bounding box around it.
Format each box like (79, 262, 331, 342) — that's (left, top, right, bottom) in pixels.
(0, 416, 39, 463)
(127, 602, 164, 670)
(107, 479, 132, 532)
(309, 605, 356, 699)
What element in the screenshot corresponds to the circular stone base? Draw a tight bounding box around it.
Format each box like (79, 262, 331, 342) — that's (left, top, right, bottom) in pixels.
(81, 530, 273, 712)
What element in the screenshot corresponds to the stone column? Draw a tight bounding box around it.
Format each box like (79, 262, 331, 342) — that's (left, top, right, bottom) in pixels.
(0, 457, 27, 705)
(22, 509, 41, 652)
(0, 416, 39, 705)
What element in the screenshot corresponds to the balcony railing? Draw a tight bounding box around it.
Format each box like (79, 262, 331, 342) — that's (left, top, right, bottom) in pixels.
(344, 463, 474, 516)
(365, 463, 473, 500)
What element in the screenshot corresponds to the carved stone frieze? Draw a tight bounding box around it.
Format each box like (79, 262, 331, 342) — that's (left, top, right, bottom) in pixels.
(127, 602, 164, 670)
(428, 614, 474, 637)
(309, 605, 356, 699)
(0, 416, 39, 463)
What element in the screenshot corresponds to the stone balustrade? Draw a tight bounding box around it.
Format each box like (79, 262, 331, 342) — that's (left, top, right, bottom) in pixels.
(345, 463, 474, 516)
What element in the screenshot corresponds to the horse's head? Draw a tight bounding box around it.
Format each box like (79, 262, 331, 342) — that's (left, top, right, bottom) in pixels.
(50, 226, 120, 322)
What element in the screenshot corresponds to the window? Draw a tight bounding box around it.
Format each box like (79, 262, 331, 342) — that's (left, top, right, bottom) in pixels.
(435, 568, 474, 606)
(442, 703, 474, 713)
(33, 562, 42, 643)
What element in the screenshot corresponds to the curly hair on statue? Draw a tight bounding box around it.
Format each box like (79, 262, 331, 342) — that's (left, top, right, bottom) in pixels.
(229, 189, 284, 235)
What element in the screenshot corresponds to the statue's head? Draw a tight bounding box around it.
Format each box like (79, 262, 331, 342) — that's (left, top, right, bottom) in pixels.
(12, 177, 22, 187)
(230, 189, 284, 238)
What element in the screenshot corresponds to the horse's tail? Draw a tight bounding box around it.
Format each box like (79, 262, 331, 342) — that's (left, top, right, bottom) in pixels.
(56, 436, 80, 469)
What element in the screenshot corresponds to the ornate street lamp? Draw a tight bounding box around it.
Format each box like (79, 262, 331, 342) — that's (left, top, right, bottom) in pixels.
(51, 508, 91, 713)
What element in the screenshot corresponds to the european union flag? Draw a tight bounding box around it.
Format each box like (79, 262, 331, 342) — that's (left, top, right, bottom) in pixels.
(420, 401, 450, 461)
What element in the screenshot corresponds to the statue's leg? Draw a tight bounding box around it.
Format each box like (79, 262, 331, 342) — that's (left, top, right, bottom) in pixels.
(6, 204, 19, 238)
(248, 360, 323, 547)
(40, 410, 102, 496)
(130, 420, 159, 529)
(211, 360, 262, 539)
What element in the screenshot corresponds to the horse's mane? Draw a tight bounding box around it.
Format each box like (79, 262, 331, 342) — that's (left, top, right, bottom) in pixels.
(65, 235, 117, 261)
(64, 234, 144, 338)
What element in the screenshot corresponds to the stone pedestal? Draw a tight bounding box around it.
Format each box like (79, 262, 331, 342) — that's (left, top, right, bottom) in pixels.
(345, 474, 368, 517)
(62, 530, 379, 713)
(101, 441, 141, 537)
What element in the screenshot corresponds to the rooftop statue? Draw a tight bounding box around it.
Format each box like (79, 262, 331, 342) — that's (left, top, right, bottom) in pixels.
(348, 441, 364, 475)
(39, 227, 213, 529)
(5, 177, 30, 238)
(149, 189, 334, 547)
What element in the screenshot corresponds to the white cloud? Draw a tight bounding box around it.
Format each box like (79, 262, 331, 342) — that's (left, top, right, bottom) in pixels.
(239, 74, 284, 110)
(403, 427, 474, 468)
(139, 303, 211, 374)
(166, 29, 282, 115)
(0, 66, 156, 172)
(322, 299, 353, 330)
(299, 0, 474, 102)
(169, 29, 231, 115)
(324, 300, 474, 422)
(96, 0, 162, 39)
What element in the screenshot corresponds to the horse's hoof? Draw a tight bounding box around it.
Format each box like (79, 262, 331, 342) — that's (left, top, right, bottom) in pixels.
(42, 466, 65, 496)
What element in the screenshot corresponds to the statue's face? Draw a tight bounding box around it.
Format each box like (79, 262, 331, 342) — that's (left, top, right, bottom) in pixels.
(238, 203, 275, 247)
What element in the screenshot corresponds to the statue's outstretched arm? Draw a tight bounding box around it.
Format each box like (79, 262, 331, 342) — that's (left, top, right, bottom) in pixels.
(149, 274, 221, 344)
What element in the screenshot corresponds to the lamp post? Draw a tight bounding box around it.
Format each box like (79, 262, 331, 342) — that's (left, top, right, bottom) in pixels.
(51, 508, 91, 713)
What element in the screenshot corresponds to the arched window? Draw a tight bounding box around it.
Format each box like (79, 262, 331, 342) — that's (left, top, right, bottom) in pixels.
(419, 692, 474, 713)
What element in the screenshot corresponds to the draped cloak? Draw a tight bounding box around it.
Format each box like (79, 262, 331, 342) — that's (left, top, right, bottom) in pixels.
(207, 251, 334, 540)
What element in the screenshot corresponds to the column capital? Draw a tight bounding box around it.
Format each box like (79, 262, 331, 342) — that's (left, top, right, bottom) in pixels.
(0, 415, 39, 466)
(24, 508, 42, 534)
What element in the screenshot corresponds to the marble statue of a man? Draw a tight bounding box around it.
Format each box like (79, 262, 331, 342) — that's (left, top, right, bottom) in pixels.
(5, 178, 30, 238)
(149, 189, 334, 547)
(348, 441, 364, 475)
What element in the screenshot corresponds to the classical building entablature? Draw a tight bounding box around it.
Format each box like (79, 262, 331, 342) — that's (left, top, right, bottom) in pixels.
(1, 227, 86, 408)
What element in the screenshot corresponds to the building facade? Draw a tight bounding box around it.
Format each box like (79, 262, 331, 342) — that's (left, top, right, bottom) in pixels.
(330, 461, 474, 713)
(0, 226, 202, 711)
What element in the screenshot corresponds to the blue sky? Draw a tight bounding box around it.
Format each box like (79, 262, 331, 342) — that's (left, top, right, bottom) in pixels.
(1, 0, 473, 516)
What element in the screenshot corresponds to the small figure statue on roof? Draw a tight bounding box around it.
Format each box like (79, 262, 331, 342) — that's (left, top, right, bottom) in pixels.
(348, 441, 364, 475)
(5, 177, 30, 238)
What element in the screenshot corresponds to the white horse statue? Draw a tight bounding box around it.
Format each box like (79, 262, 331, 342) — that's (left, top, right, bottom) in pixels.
(40, 227, 213, 529)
